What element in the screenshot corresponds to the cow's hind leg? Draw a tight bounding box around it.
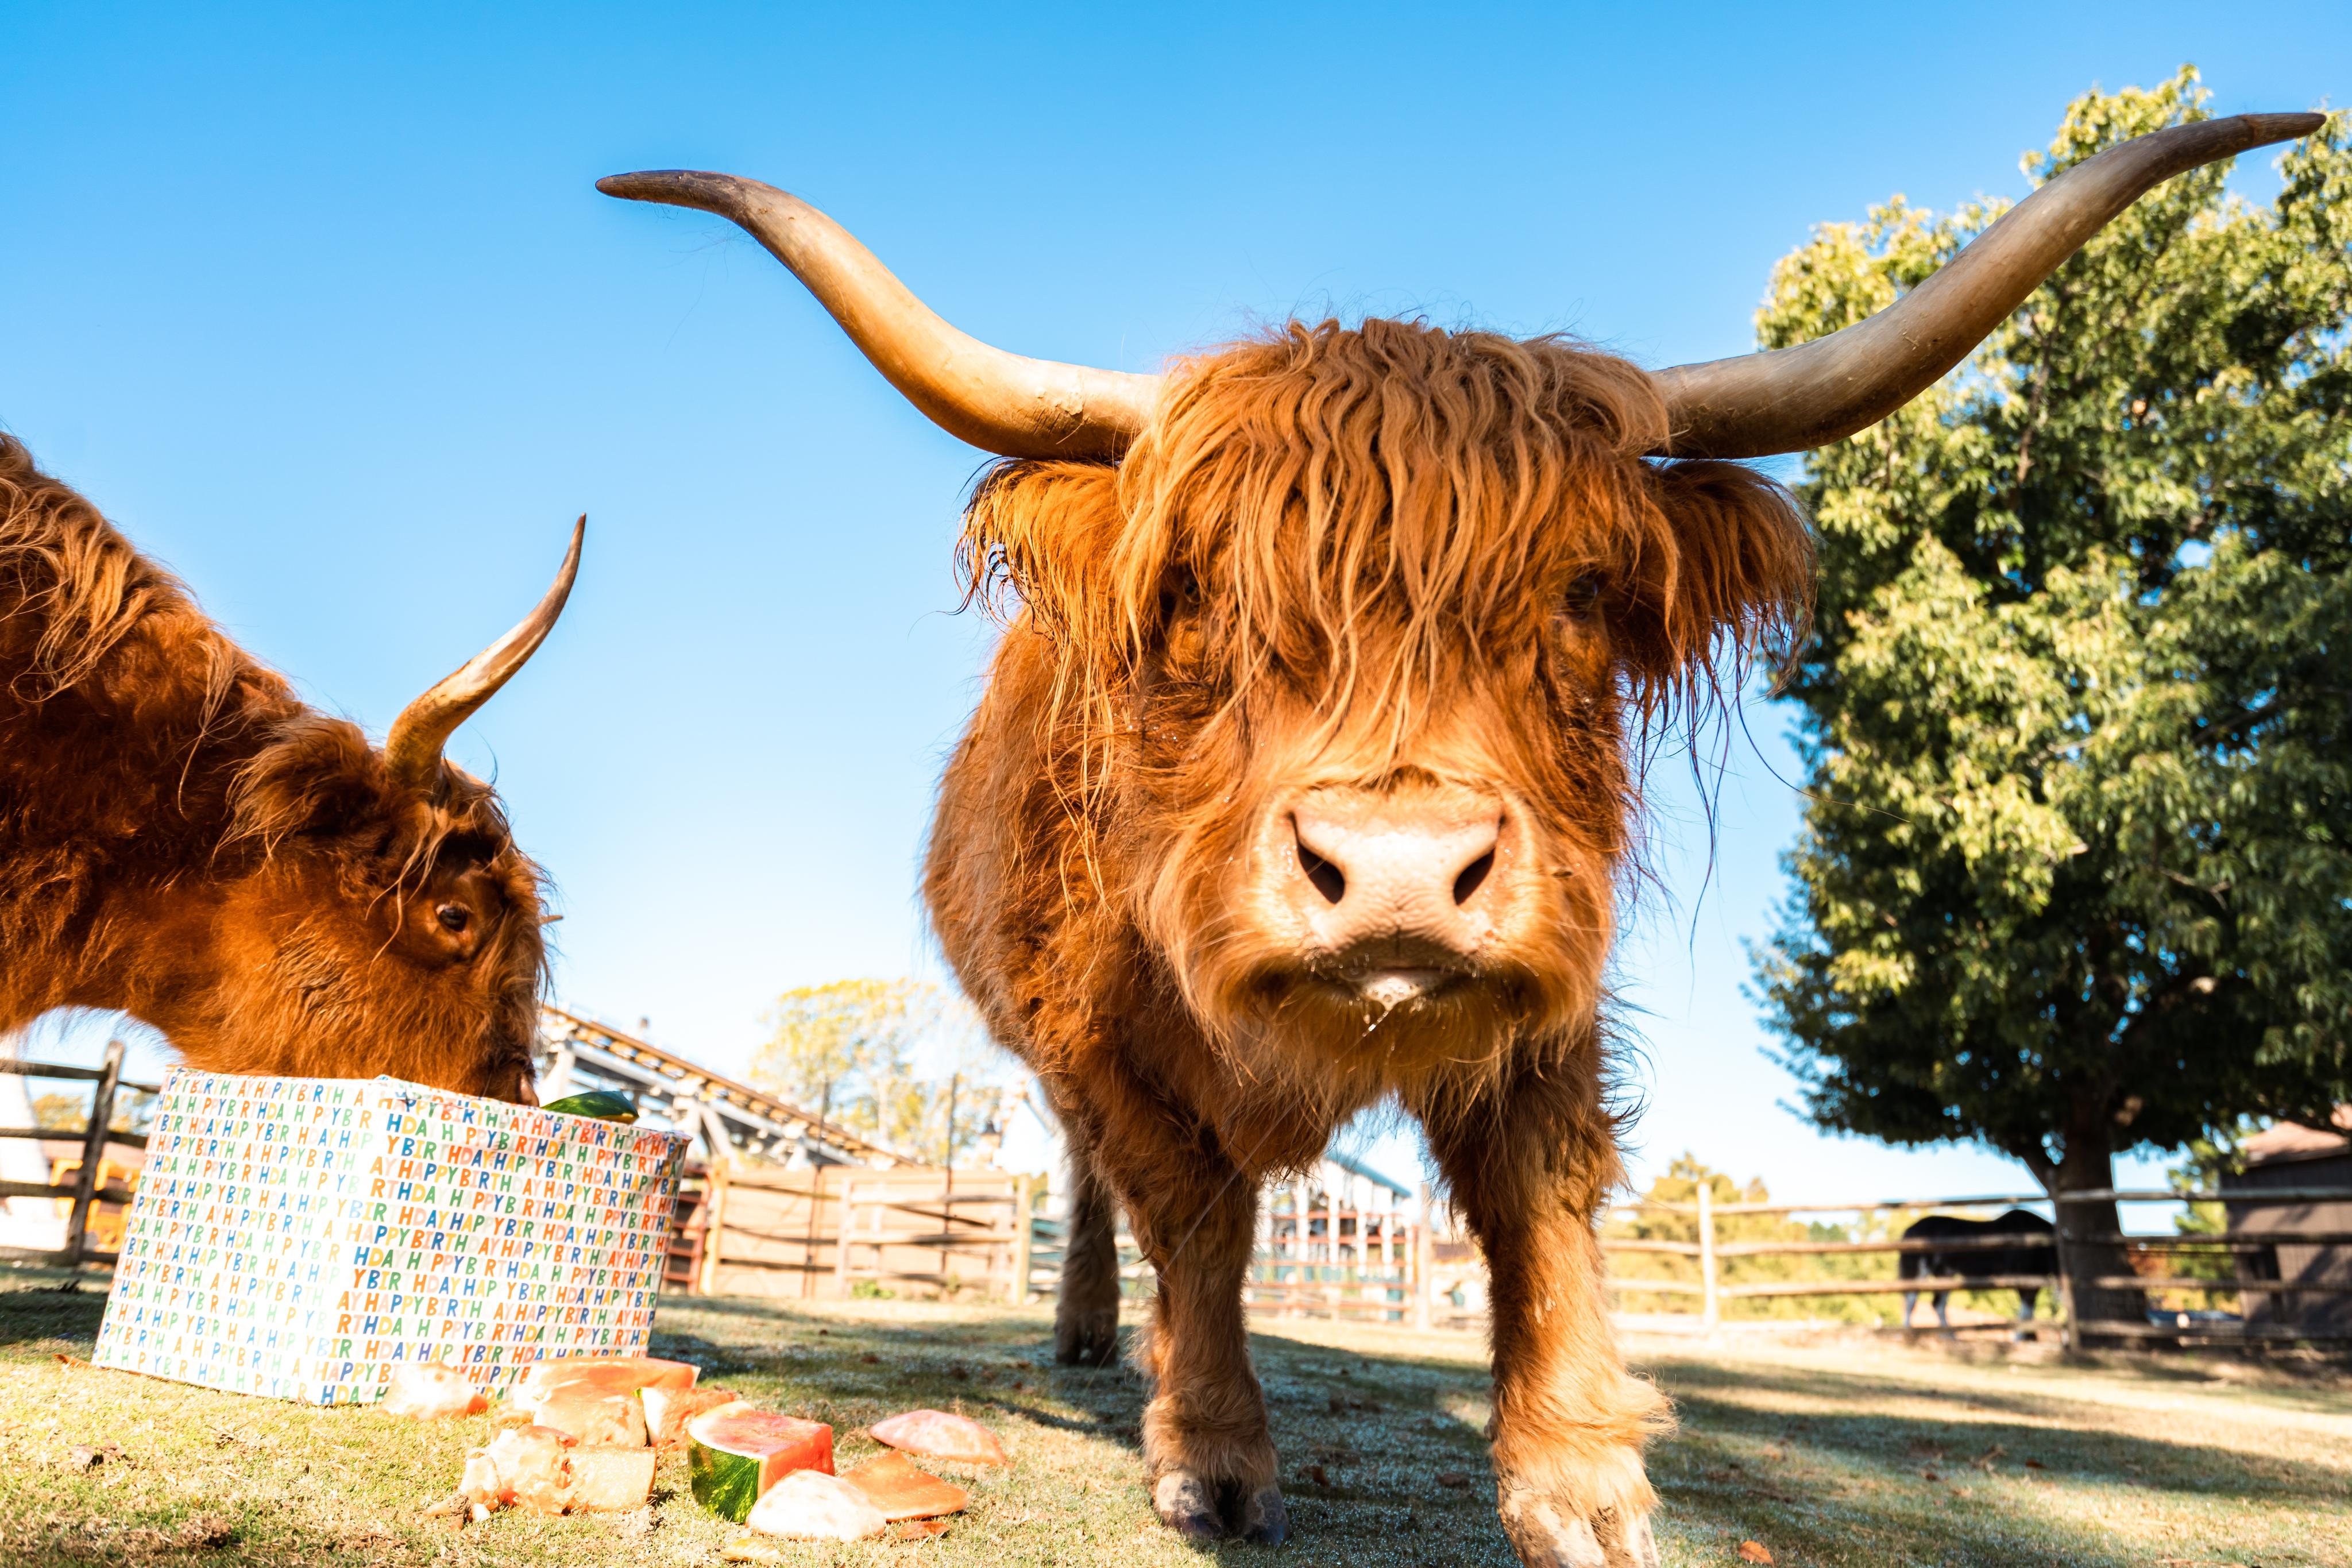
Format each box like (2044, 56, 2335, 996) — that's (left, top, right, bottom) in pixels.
(1416, 1071, 1668, 1568)
(1056, 1150, 1122, 1366)
(1107, 1133, 1283, 1546)
(1934, 1292, 1951, 1331)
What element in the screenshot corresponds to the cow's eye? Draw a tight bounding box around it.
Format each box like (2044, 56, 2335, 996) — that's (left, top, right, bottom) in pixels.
(1158, 564, 1200, 620)
(1561, 573, 1603, 620)
(435, 903, 470, 933)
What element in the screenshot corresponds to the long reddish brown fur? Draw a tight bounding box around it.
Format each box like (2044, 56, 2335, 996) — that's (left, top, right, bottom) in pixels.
(0, 435, 549, 1099)
(927, 320, 1810, 1555)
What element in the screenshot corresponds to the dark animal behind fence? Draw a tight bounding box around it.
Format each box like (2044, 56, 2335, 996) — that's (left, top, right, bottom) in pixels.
(1900, 1208, 2057, 1329)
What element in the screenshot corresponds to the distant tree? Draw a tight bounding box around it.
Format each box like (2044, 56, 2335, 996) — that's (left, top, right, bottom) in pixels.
(751, 978, 1010, 1165)
(1754, 74, 2352, 1332)
(29, 1092, 81, 1131)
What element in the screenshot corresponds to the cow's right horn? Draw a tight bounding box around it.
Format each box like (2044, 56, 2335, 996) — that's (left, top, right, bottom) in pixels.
(1652, 113, 2326, 459)
(384, 517, 584, 797)
(597, 171, 1161, 461)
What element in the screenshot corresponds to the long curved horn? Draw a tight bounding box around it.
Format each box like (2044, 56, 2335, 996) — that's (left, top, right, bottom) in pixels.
(1655, 113, 2326, 459)
(598, 171, 1160, 460)
(384, 517, 585, 795)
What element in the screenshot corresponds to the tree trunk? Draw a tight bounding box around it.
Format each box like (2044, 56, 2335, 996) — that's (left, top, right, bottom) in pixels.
(2048, 1108, 2145, 1347)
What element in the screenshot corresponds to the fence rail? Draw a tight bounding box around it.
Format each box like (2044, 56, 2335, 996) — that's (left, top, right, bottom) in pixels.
(0, 1040, 152, 1269)
(1599, 1181, 2352, 1346)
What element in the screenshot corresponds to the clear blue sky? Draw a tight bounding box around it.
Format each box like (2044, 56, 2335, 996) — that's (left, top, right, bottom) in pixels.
(5, 2, 2342, 1206)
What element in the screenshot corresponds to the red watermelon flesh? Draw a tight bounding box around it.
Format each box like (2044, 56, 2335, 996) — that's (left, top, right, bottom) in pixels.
(868, 1409, 1009, 1466)
(515, 1355, 698, 1409)
(688, 1409, 836, 1523)
(840, 1450, 970, 1520)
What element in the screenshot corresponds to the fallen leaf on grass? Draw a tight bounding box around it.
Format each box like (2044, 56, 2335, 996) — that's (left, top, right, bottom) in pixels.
(2023, 1458, 2045, 1470)
(894, 1519, 952, 1539)
(1738, 1543, 1774, 1565)
(1920, 1469, 1942, 1482)
(51, 1353, 91, 1369)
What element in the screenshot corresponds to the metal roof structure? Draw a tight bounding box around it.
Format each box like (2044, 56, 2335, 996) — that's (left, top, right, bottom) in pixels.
(534, 1004, 915, 1168)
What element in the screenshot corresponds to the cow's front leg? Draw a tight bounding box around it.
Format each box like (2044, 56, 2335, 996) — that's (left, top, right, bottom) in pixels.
(1055, 1150, 1121, 1365)
(1102, 1132, 1284, 1546)
(1419, 1077, 1669, 1568)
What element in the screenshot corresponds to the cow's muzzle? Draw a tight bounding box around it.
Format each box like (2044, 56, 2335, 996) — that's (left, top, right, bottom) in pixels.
(1281, 783, 1509, 1003)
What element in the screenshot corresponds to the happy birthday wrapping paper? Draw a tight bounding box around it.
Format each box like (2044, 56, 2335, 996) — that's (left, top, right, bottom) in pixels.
(92, 1069, 686, 1405)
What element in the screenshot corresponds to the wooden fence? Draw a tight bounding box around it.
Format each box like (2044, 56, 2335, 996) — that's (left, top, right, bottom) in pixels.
(1600, 1185, 2352, 1347)
(0, 1041, 156, 1269)
(669, 1161, 1044, 1301)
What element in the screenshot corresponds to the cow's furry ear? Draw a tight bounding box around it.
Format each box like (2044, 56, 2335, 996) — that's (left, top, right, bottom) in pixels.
(1615, 459, 1813, 713)
(959, 459, 1131, 648)
(226, 715, 392, 853)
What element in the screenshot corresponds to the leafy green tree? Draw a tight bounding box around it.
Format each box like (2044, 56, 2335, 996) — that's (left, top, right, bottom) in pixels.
(752, 978, 1009, 1165)
(1754, 73, 2351, 1331)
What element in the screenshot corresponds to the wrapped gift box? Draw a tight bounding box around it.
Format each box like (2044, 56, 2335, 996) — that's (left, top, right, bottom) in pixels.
(92, 1068, 686, 1404)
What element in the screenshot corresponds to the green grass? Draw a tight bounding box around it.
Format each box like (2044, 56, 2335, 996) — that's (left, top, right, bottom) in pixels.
(2, 1265, 2345, 1566)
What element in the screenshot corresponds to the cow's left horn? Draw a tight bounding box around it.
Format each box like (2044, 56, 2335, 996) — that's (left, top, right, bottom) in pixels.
(1653, 112, 2327, 459)
(384, 517, 585, 796)
(597, 171, 1161, 460)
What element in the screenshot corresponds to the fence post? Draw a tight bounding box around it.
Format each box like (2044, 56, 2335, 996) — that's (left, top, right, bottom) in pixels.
(1696, 1181, 1719, 1331)
(2052, 1194, 2077, 1355)
(832, 1180, 859, 1299)
(696, 1153, 731, 1296)
(63, 1040, 123, 1267)
(1009, 1174, 1033, 1305)
(1413, 1183, 1434, 1330)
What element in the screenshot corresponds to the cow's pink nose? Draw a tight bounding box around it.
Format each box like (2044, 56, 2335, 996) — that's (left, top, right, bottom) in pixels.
(1287, 788, 1504, 999)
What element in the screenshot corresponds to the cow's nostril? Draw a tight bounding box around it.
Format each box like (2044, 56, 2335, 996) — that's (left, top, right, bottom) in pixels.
(1297, 843, 1346, 905)
(1452, 849, 1494, 906)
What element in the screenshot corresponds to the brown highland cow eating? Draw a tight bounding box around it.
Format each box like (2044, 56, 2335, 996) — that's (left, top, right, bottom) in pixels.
(604, 112, 2319, 1565)
(0, 436, 578, 1103)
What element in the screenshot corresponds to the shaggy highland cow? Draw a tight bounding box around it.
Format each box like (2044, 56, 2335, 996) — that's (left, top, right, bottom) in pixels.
(0, 436, 578, 1102)
(604, 113, 2319, 1565)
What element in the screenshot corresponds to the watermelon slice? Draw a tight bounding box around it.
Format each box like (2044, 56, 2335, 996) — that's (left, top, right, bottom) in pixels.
(840, 1450, 969, 1520)
(688, 1407, 835, 1523)
(514, 1354, 698, 1410)
(533, 1385, 647, 1447)
(540, 1090, 639, 1122)
(742, 1470, 887, 1540)
(644, 1384, 741, 1447)
(868, 1408, 1010, 1466)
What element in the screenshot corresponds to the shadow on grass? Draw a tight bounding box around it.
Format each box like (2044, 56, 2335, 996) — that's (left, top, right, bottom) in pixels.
(3, 1276, 2335, 1567)
(1643, 1354, 2344, 1503)
(0, 1270, 107, 1348)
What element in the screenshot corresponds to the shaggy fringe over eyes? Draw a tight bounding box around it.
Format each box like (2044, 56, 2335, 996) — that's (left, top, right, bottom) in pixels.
(959, 319, 1813, 795)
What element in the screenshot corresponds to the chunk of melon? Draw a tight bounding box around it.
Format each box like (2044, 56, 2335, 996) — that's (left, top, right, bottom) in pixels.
(562, 1446, 657, 1512)
(533, 1386, 647, 1447)
(687, 1408, 835, 1523)
(513, 1354, 698, 1411)
(743, 1470, 887, 1540)
(643, 1384, 743, 1447)
(840, 1450, 970, 1520)
(868, 1408, 1010, 1466)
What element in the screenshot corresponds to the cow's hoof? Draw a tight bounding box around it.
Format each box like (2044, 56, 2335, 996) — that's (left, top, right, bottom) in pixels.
(1055, 1311, 1118, 1366)
(1500, 1498, 1659, 1568)
(1152, 1472, 1224, 1546)
(1237, 1483, 1288, 1545)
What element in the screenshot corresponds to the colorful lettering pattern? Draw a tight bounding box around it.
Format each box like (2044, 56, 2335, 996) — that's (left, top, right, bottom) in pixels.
(93, 1069, 685, 1405)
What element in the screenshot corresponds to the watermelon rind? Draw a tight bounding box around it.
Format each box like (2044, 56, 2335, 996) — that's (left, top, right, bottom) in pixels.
(540, 1090, 639, 1122)
(688, 1406, 829, 1524)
